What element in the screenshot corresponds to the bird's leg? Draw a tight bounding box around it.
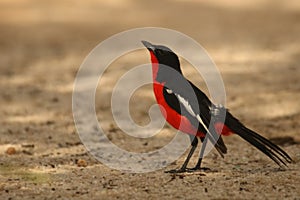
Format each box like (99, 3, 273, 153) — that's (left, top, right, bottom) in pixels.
(165, 136, 198, 173)
(187, 137, 210, 171)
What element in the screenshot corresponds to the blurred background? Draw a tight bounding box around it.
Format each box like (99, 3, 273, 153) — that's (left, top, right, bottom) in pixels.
(0, 0, 299, 199)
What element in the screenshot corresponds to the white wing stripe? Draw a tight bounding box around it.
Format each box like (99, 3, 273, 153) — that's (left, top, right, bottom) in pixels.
(166, 89, 173, 94)
(175, 93, 196, 117)
(174, 92, 218, 144)
(196, 114, 209, 133)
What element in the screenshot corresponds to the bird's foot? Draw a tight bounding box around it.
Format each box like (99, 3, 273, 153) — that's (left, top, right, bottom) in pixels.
(165, 168, 188, 173)
(165, 167, 211, 173)
(186, 167, 211, 172)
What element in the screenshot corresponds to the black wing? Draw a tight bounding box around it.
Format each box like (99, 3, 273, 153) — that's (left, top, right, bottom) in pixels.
(162, 75, 227, 155)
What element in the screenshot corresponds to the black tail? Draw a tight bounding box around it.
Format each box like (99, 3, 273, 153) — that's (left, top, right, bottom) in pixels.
(225, 112, 292, 167)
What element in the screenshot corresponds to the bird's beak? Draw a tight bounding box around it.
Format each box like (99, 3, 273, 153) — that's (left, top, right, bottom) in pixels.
(141, 40, 155, 51)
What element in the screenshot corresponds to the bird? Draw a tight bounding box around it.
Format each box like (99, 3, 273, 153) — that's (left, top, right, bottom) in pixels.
(141, 40, 292, 173)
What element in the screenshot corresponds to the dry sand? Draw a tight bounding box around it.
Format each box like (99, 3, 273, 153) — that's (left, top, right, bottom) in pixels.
(0, 0, 300, 199)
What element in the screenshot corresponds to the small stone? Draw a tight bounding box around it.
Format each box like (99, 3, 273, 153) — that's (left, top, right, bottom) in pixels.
(77, 159, 87, 167)
(5, 147, 16, 155)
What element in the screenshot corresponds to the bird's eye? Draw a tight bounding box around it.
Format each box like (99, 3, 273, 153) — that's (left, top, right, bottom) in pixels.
(155, 49, 164, 55)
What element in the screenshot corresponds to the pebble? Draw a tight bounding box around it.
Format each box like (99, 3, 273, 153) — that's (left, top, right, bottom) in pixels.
(77, 159, 87, 167)
(5, 147, 16, 155)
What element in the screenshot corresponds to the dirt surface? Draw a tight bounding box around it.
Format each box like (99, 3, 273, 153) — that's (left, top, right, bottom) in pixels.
(1, 0, 300, 199)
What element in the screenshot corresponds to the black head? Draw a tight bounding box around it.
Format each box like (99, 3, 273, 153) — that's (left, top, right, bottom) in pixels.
(141, 40, 182, 74)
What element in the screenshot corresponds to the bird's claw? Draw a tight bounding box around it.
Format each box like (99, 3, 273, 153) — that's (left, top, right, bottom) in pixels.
(186, 167, 211, 172)
(165, 167, 211, 173)
(165, 168, 188, 173)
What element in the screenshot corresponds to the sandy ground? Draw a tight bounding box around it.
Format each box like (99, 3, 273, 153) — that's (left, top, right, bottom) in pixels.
(1, 0, 300, 199)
